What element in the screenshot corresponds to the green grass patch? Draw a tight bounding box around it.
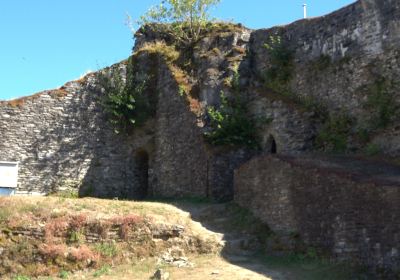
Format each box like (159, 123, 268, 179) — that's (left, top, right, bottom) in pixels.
(59, 270, 69, 279)
(94, 242, 119, 258)
(93, 265, 111, 277)
(12, 276, 31, 280)
(48, 190, 79, 199)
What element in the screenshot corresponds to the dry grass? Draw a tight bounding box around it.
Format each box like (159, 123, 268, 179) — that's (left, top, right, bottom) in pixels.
(0, 197, 359, 280)
(0, 197, 194, 228)
(0, 87, 70, 108)
(134, 41, 180, 64)
(0, 197, 221, 278)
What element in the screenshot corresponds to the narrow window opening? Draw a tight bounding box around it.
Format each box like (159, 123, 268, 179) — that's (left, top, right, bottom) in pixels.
(271, 138, 277, 154)
(266, 135, 277, 154)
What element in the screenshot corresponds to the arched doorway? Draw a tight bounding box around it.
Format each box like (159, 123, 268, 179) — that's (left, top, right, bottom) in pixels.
(135, 149, 149, 199)
(265, 135, 277, 154)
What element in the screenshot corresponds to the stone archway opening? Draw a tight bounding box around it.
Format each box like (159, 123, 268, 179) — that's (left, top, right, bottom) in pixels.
(266, 135, 277, 154)
(135, 149, 149, 199)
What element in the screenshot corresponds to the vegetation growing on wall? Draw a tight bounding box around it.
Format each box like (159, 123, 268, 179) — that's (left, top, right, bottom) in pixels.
(363, 77, 398, 130)
(205, 91, 258, 148)
(310, 54, 332, 72)
(134, 41, 180, 64)
(204, 68, 259, 148)
(263, 35, 294, 95)
(316, 114, 353, 153)
(262, 36, 330, 117)
(138, 0, 221, 45)
(262, 37, 369, 154)
(100, 56, 156, 134)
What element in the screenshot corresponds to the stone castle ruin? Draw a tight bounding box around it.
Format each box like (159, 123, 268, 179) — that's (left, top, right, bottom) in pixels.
(0, 0, 399, 275)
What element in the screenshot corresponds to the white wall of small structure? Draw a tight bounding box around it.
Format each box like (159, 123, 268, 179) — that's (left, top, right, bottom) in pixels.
(0, 161, 18, 196)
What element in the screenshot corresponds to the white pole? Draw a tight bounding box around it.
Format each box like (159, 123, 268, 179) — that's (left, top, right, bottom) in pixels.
(303, 4, 307, 19)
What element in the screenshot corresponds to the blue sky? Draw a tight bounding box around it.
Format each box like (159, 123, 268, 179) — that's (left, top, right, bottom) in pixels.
(0, 0, 355, 100)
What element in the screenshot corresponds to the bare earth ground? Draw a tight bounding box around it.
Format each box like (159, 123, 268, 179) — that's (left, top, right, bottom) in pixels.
(54, 254, 284, 280)
(0, 197, 356, 280)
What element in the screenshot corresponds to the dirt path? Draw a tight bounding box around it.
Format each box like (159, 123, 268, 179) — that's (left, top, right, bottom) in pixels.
(59, 254, 285, 280)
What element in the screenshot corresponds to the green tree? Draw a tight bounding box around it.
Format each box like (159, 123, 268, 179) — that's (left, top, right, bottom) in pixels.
(139, 0, 221, 45)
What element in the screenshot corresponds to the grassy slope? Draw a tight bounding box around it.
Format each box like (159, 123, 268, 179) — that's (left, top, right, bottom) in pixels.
(0, 197, 360, 280)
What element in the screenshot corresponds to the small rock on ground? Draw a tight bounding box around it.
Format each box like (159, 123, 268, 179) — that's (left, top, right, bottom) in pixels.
(150, 268, 170, 280)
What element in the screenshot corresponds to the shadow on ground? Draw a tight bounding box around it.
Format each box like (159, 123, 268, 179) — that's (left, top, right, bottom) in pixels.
(150, 198, 368, 280)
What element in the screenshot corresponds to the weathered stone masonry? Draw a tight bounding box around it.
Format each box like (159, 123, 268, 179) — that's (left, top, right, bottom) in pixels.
(0, 77, 137, 198)
(235, 155, 400, 274)
(248, 0, 400, 155)
(1, 0, 400, 275)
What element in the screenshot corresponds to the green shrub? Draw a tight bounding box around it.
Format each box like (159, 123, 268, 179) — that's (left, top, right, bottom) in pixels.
(139, 0, 221, 45)
(297, 95, 329, 120)
(364, 143, 381, 156)
(100, 56, 155, 134)
(204, 91, 258, 148)
(311, 54, 332, 72)
(364, 77, 398, 129)
(355, 126, 371, 144)
(316, 114, 353, 153)
(263, 35, 294, 94)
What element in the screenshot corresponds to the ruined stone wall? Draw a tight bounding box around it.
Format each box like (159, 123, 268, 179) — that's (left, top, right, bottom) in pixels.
(131, 24, 259, 201)
(150, 62, 253, 201)
(0, 54, 248, 200)
(1, 0, 399, 201)
(248, 0, 400, 154)
(0, 66, 146, 198)
(247, 91, 316, 153)
(235, 154, 400, 274)
(250, 0, 400, 114)
(151, 63, 209, 198)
